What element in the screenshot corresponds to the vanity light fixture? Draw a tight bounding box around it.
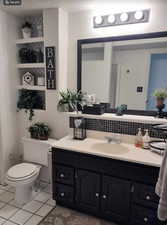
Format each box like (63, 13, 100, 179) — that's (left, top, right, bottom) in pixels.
(94, 15, 103, 25)
(134, 11, 144, 20)
(93, 9, 150, 28)
(120, 12, 129, 22)
(107, 14, 116, 24)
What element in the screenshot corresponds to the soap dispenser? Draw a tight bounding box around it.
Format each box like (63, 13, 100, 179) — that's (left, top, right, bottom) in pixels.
(143, 129, 151, 149)
(135, 128, 143, 148)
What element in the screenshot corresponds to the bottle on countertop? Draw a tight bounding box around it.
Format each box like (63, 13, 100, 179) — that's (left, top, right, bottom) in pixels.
(143, 129, 151, 149)
(135, 128, 143, 148)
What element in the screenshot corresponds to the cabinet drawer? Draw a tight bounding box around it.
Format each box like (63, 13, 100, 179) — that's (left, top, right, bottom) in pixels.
(131, 205, 164, 225)
(77, 154, 101, 172)
(54, 183, 74, 205)
(53, 164, 74, 185)
(52, 148, 78, 166)
(133, 183, 159, 208)
(100, 159, 159, 185)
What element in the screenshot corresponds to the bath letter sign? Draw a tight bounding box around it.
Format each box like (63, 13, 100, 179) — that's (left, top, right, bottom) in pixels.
(45, 46, 56, 90)
(3, 0, 22, 5)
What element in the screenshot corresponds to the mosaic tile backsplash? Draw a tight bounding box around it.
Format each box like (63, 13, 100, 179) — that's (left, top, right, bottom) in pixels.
(70, 117, 166, 139)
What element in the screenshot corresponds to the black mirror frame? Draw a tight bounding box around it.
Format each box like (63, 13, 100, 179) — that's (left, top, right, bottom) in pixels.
(77, 31, 167, 116)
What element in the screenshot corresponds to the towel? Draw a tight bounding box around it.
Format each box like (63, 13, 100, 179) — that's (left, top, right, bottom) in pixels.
(155, 144, 167, 221)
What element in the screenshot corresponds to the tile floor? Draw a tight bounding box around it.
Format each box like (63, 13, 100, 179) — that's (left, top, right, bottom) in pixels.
(39, 206, 117, 225)
(0, 182, 55, 225)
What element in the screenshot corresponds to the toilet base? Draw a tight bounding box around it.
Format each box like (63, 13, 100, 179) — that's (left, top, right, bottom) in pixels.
(15, 185, 33, 205)
(6, 163, 41, 205)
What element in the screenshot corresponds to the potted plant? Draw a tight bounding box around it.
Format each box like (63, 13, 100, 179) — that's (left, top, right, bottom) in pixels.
(28, 122, 51, 140)
(153, 88, 167, 117)
(22, 22, 32, 39)
(28, 124, 39, 139)
(57, 89, 86, 113)
(17, 89, 43, 121)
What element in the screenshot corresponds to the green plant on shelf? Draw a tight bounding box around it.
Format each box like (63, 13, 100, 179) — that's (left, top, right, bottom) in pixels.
(28, 122, 51, 140)
(22, 21, 32, 29)
(17, 89, 43, 121)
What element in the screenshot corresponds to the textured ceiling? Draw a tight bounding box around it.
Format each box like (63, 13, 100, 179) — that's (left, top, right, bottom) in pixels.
(1, 0, 166, 15)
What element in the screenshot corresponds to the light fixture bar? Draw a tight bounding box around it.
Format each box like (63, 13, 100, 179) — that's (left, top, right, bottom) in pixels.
(93, 9, 150, 28)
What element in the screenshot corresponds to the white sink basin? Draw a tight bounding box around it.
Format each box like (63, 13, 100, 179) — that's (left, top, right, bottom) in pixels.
(91, 143, 130, 155)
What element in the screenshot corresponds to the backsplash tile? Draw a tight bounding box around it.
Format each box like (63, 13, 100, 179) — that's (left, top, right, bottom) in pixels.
(70, 117, 166, 139)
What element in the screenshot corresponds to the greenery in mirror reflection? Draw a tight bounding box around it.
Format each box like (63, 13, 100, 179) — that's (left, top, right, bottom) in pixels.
(153, 88, 167, 99)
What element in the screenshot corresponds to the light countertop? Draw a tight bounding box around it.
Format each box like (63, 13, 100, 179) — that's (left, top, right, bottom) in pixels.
(52, 136, 163, 168)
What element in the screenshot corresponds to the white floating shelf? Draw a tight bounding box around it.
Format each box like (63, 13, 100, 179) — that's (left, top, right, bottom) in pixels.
(16, 37, 44, 44)
(18, 85, 46, 91)
(17, 63, 45, 68)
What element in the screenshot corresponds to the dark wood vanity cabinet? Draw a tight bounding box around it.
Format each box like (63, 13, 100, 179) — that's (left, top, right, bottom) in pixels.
(75, 170, 100, 213)
(52, 148, 165, 225)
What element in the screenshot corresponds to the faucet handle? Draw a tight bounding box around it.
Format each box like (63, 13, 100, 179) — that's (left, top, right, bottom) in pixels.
(115, 134, 121, 144)
(105, 136, 113, 142)
(105, 134, 121, 144)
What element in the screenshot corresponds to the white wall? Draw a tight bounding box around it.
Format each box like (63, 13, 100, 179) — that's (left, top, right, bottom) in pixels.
(18, 8, 69, 144)
(114, 46, 167, 110)
(82, 43, 112, 102)
(0, 9, 19, 182)
(68, 1, 167, 90)
(15, 1, 167, 150)
(16, 8, 69, 182)
(114, 48, 150, 110)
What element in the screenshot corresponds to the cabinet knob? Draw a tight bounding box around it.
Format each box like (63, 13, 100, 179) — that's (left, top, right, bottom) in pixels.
(144, 217, 148, 222)
(60, 192, 65, 197)
(102, 195, 107, 199)
(60, 173, 65, 178)
(146, 195, 150, 200)
(95, 193, 99, 198)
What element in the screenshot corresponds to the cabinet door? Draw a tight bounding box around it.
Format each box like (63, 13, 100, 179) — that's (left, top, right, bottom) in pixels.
(101, 175, 131, 223)
(76, 169, 101, 214)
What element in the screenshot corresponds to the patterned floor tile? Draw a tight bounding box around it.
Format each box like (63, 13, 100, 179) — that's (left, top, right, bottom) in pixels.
(39, 206, 117, 225)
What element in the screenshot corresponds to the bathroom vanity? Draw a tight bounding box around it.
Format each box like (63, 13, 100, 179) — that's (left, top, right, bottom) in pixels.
(52, 136, 165, 225)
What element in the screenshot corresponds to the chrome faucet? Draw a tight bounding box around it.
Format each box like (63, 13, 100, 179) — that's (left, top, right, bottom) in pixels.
(105, 135, 121, 144)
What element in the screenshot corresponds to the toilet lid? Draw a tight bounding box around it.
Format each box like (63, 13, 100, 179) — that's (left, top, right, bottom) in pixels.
(7, 163, 38, 179)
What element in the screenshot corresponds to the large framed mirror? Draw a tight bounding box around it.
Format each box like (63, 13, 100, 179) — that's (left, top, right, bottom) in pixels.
(77, 31, 167, 115)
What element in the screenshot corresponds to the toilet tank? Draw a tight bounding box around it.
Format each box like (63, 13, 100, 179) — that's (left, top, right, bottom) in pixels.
(22, 138, 52, 167)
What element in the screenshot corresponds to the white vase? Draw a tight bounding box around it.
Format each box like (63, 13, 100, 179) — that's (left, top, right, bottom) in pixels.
(22, 28, 31, 39)
(37, 77, 45, 86)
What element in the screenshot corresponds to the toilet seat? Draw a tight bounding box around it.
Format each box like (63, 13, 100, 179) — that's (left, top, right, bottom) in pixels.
(7, 163, 40, 181)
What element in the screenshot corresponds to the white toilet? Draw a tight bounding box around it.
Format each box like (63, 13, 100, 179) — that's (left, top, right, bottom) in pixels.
(5, 138, 52, 205)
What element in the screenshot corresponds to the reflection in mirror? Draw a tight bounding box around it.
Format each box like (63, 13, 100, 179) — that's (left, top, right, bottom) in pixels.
(81, 37, 167, 111)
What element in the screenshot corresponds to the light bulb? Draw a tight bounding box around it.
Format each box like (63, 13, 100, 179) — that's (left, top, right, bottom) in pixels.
(94, 16, 103, 25)
(134, 11, 144, 20)
(108, 14, 116, 24)
(120, 12, 129, 22)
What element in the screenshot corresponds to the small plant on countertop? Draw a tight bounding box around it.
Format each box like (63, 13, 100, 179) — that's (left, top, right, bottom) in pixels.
(28, 122, 51, 140)
(17, 89, 43, 121)
(57, 89, 87, 113)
